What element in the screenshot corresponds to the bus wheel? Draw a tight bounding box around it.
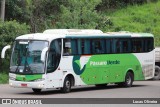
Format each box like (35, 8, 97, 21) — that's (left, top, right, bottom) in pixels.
(32, 88, 41, 93)
(123, 72, 134, 87)
(61, 77, 71, 93)
(153, 65, 160, 80)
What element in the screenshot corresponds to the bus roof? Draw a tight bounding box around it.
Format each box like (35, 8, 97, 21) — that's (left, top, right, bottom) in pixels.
(15, 29, 154, 41)
(43, 29, 103, 34)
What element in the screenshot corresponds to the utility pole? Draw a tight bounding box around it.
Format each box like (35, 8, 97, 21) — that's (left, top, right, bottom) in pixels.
(0, 0, 6, 22)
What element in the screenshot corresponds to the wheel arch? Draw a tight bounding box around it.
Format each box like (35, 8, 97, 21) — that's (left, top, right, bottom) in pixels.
(125, 69, 134, 81)
(62, 73, 75, 87)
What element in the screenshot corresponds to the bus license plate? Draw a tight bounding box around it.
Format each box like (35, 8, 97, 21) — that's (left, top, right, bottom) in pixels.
(21, 84, 27, 87)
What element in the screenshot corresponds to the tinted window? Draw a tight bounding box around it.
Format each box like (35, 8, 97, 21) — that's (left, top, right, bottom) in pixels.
(63, 37, 153, 55)
(47, 39, 61, 73)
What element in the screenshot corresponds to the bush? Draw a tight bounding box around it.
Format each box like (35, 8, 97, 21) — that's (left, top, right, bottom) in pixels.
(0, 20, 30, 74)
(0, 72, 9, 84)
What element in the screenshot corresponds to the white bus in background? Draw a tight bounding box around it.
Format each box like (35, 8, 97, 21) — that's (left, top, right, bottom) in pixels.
(1, 29, 155, 93)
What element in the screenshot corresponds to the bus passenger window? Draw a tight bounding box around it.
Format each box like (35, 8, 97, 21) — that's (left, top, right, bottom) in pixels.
(132, 39, 143, 53)
(121, 40, 129, 53)
(106, 39, 111, 53)
(71, 39, 78, 55)
(84, 39, 91, 54)
(63, 39, 72, 55)
(147, 39, 153, 52)
(116, 41, 121, 53)
(92, 40, 102, 54)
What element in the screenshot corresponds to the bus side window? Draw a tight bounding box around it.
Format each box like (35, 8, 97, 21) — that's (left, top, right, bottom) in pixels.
(113, 39, 121, 53)
(132, 39, 143, 53)
(116, 40, 121, 53)
(121, 40, 130, 53)
(71, 39, 78, 55)
(106, 39, 111, 54)
(84, 39, 91, 54)
(92, 39, 102, 54)
(147, 38, 153, 52)
(77, 39, 82, 54)
(101, 39, 106, 54)
(132, 40, 137, 53)
(63, 39, 71, 55)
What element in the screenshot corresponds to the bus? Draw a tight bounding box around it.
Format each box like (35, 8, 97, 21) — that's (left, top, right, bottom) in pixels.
(1, 29, 155, 93)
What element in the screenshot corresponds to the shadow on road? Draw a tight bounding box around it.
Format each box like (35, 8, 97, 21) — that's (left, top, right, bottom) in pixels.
(17, 84, 148, 95)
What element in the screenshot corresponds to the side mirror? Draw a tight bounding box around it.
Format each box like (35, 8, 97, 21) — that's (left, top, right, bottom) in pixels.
(41, 47, 48, 62)
(1, 45, 11, 58)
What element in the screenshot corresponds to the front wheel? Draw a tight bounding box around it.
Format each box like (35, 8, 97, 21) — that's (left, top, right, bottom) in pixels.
(32, 88, 41, 93)
(61, 77, 71, 93)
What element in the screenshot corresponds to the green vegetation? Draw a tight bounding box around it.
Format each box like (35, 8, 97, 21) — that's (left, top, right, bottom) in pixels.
(103, 2, 160, 35)
(100, 1, 160, 45)
(55, 0, 102, 29)
(0, 72, 8, 84)
(0, 0, 159, 83)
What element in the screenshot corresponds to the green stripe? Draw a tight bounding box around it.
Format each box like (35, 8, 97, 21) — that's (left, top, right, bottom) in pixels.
(16, 74, 42, 81)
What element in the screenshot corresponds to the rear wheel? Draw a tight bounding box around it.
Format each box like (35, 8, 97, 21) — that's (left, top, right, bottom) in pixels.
(61, 77, 71, 93)
(118, 72, 133, 87)
(123, 72, 134, 87)
(32, 88, 41, 93)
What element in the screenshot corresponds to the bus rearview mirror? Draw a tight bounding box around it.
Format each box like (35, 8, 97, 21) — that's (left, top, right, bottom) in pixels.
(1, 45, 11, 59)
(41, 47, 48, 62)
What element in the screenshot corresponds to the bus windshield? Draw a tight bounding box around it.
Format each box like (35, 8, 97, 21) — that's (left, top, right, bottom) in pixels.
(10, 40, 48, 74)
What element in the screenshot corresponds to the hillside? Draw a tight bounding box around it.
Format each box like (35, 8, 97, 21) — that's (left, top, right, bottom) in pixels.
(103, 1, 160, 46)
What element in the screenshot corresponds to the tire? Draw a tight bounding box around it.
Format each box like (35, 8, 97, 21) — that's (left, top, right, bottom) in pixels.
(153, 65, 160, 80)
(123, 72, 134, 87)
(32, 88, 41, 93)
(61, 77, 71, 93)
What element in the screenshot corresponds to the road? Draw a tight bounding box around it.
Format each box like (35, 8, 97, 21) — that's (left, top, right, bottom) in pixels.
(0, 80, 160, 98)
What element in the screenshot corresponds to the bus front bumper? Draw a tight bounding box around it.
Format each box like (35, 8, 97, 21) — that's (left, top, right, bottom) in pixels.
(9, 80, 45, 89)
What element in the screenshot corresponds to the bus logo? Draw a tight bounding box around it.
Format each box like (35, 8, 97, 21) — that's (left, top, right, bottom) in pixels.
(72, 56, 87, 75)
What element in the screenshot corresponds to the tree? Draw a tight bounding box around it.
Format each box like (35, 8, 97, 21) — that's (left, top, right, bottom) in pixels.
(0, 20, 30, 72)
(0, 0, 5, 22)
(29, 0, 62, 32)
(54, 0, 102, 29)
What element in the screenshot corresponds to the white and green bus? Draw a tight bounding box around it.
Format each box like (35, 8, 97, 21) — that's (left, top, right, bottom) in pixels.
(1, 29, 155, 93)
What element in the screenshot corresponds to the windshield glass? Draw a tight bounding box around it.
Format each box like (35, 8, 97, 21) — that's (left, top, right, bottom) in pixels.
(10, 40, 48, 74)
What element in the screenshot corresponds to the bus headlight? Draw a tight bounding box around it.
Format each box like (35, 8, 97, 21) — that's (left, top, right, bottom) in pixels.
(9, 76, 15, 80)
(38, 84, 44, 88)
(34, 78, 45, 82)
(10, 83, 13, 86)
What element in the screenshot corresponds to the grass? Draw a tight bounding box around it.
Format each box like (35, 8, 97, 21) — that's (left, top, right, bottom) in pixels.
(102, 1, 160, 46)
(0, 72, 9, 84)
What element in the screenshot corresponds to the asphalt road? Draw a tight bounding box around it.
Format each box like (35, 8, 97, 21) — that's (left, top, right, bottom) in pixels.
(0, 80, 160, 98)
